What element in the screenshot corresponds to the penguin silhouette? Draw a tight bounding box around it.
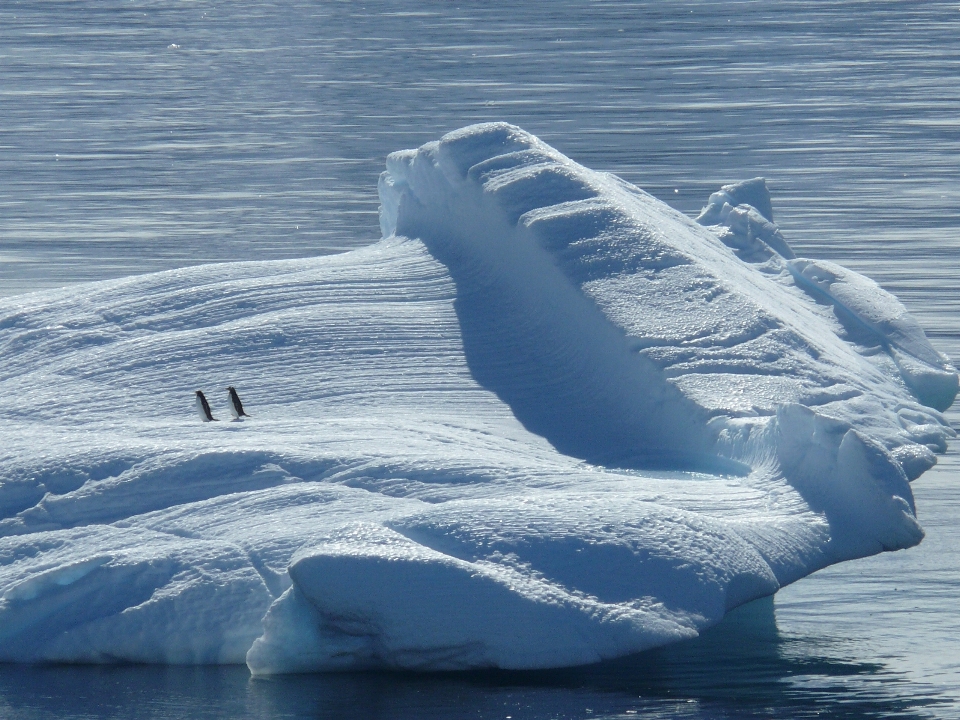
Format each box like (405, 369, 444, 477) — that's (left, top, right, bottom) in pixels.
(227, 386, 249, 419)
(195, 390, 218, 422)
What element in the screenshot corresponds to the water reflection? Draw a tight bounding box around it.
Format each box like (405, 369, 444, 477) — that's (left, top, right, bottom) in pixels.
(0, 597, 944, 720)
(2, 1, 959, 303)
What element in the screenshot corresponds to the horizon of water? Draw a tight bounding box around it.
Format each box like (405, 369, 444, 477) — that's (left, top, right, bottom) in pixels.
(1, 1, 958, 717)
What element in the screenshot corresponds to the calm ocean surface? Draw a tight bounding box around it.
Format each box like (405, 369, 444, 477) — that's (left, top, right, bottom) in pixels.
(1, 1, 958, 717)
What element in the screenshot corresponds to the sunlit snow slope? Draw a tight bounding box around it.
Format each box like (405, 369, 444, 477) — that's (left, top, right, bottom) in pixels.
(0, 124, 955, 673)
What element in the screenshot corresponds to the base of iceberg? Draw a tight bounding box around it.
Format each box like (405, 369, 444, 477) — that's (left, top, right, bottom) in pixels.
(0, 124, 955, 673)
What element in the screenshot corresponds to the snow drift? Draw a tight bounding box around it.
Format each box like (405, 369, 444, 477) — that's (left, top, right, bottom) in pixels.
(0, 123, 954, 673)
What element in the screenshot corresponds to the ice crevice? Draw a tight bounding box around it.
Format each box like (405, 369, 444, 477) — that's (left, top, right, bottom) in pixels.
(0, 123, 956, 673)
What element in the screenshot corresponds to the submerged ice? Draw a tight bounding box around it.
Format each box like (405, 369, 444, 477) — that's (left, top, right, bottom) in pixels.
(0, 124, 955, 673)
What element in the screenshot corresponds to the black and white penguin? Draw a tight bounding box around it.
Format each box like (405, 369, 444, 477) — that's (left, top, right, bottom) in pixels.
(227, 386, 249, 419)
(195, 390, 218, 422)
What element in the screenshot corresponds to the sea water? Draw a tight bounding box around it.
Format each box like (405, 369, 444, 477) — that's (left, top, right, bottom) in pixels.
(1, 1, 958, 717)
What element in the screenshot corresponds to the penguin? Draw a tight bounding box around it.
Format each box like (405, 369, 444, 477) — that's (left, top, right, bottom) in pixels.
(195, 390, 218, 422)
(227, 386, 249, 419)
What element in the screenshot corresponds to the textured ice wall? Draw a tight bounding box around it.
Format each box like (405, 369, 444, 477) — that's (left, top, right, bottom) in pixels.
(0, 124, 954, 673)
(377, 123, 955, 548)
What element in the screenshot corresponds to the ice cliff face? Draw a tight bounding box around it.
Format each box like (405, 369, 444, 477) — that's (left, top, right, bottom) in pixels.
(0, 123, 955, 673)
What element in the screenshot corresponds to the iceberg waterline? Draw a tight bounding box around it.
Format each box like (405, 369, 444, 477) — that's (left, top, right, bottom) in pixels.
(0, 124, 954, 673)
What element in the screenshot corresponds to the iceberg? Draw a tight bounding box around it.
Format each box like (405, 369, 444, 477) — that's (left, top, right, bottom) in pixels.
(0, 123, 954, 673)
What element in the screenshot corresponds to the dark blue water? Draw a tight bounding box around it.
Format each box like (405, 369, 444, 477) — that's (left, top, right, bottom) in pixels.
(1, 0, 958, 716)
(0, 598, 949, 719)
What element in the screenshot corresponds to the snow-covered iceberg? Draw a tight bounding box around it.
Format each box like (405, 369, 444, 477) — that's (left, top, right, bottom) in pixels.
(0, 123, 955, 673)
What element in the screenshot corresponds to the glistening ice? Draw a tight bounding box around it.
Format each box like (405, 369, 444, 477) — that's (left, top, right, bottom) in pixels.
(0, 123, 955, 673)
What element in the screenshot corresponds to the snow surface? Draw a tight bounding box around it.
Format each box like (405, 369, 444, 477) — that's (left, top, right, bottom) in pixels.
(0, 123, 955, 673)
